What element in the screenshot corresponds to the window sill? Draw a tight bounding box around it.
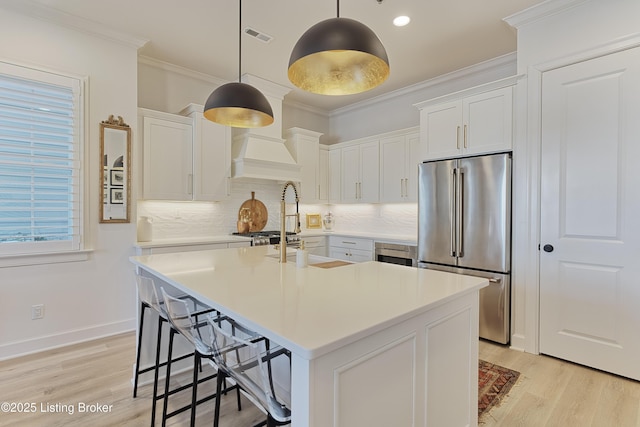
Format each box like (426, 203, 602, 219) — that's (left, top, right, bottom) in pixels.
(0, 249, 93, 268)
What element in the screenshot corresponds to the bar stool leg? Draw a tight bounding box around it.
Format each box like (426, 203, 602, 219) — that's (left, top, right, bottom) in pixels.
(190, 352, 200, 427)
(213, 371, 226, 427)
(161, 328, 176, 427)
(133, 302, 148, 398)
(150, 317, 164, 427)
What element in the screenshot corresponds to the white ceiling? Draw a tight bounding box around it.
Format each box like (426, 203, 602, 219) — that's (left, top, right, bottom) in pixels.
(17, 0, 544, 112)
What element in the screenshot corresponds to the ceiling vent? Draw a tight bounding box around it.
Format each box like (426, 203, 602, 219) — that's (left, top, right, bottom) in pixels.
(244, 27, 273, 43)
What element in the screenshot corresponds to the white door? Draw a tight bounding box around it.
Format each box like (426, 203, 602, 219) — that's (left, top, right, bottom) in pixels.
(539, 47, 640, 380)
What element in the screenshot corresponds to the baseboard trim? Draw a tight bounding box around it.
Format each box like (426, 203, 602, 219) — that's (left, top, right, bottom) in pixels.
(0, 318, 136, 361)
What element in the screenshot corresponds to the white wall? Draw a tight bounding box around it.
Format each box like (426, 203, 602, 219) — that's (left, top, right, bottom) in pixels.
(0, 10, 139, 359)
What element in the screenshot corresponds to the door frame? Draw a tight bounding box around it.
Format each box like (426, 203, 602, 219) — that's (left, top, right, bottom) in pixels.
(512, 34, 640, 354)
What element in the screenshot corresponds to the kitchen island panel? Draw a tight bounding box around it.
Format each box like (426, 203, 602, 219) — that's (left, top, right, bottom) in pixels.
(294, 288, 478, 426)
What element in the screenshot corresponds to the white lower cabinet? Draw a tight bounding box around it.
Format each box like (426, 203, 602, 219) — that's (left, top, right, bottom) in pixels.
(328, 236, 373, 262)
(302, 235, 327, 257)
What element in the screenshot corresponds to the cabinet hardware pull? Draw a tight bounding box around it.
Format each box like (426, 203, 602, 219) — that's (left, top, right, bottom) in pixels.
(456, 126, 461, 149)
(342, 241, 356, 245)
(457, 168, 464, 257)
(464, 125, 468, 148)
(450, 168, 456, 257)
(188, 174, 193, 195)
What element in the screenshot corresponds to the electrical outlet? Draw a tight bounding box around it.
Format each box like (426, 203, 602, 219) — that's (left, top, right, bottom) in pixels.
(31, 304, 44, 320)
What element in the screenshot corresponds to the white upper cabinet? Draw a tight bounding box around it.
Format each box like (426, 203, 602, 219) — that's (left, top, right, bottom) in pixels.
(141, 110, 193, 201)
(417, 84, 513, 161)
(284, 127, 324, 203)
(341, 140, 379, 203)
(379, 130, 420, 202)
(328, 149, 341, 203)
(318, 145, 329, 202)
(140, 105, 231, 201)
(184, 104, 231, 201)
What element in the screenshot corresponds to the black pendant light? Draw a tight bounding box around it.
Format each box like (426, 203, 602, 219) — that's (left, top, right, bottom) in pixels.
(204, 0, 274, 127)
(288, 0, 389, 95)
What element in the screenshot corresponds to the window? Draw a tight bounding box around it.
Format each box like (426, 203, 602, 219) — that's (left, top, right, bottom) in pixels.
(0, 62, 84, 257)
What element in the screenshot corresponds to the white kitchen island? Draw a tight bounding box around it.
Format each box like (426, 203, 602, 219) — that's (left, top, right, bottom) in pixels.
(130, 246, 487, 427)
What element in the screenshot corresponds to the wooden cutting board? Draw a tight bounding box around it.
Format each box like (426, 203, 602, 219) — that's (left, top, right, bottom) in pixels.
(238, 191, 267, 232)
(310, 260, 352, 269)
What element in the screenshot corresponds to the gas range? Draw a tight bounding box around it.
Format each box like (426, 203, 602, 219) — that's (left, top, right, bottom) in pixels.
(232, 230, 301, 247)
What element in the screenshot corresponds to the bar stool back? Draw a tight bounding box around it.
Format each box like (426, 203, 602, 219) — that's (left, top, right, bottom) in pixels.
(209, 316, 292, 427)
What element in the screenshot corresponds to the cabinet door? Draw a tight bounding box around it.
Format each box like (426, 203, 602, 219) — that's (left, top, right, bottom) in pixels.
(359, 141, 379, 203)
(348, 248, 373, 263)
(380, 136, 407, 203)
(341, 145, 360, 203)
(405, 132, 420, 202)
(195, 117, 231, 201)
(297, 140, 320, 202)
(328, 149, 341, 203)
(420, 100, 462, 161)
(463, 87, 512, 155)
(329, 248, 351, 262)
(142, 117, 193, 200)
(318, 148, 329, 202)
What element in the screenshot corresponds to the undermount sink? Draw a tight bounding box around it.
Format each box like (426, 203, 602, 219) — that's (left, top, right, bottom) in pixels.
(265, 252, 349, 268)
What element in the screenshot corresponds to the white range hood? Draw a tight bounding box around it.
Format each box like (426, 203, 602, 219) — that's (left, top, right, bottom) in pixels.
(231, 74, 300, 182)
(231, 131, 300, 182)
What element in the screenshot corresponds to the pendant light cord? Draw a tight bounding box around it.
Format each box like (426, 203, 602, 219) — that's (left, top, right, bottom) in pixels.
(238, 0, 242, 82)
(336, 0, 340, 18)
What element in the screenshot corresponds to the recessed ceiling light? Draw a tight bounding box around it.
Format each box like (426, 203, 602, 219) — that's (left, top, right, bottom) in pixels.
(393, 15, 410, 27)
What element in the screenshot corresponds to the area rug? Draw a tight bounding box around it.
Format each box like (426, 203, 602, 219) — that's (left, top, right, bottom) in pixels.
(478, 360, 520, 419)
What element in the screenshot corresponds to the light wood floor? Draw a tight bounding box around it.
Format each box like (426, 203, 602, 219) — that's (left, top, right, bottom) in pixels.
(1, 332, 639, 426)
(0, 332, 263, 427)
(479, 340, 640, 427)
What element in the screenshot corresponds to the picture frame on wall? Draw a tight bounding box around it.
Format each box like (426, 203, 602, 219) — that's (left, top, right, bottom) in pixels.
(110, 187, 124, 204)
(110, 168, 124, 187)
(306, 213, 322, 229)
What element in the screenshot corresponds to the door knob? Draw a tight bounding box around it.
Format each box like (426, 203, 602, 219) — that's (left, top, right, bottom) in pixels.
(543, 244, 554, 253)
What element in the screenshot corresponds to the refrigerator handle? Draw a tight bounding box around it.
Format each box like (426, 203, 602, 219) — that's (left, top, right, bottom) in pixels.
(450, 168, 456, 257)
(457, 168, 464, 258)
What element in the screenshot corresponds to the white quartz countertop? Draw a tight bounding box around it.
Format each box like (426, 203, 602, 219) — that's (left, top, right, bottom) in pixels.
(135, 230, 416, 249)
(135, 235, 252, 249)
(130, 246, 485, 359)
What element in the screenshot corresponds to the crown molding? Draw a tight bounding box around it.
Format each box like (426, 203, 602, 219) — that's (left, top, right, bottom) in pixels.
(330, 52, 517, 117)
(138, 55, 227, 86)
(0, 0, 148, 49)
(503, 0, 589, 29)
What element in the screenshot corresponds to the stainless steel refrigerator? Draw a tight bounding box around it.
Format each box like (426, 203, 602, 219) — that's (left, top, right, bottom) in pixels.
(417, 152, 511, 344)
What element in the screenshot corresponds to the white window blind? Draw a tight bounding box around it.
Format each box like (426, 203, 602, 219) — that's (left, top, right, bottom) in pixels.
(0, 62, 82, 255)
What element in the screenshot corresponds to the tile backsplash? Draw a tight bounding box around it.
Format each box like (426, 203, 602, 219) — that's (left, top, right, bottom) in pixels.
(137, 178, 417, 240)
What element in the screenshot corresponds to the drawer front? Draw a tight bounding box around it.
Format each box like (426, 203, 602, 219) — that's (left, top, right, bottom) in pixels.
(302, 236, 326, 247)
(329, 236, 373, 251)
